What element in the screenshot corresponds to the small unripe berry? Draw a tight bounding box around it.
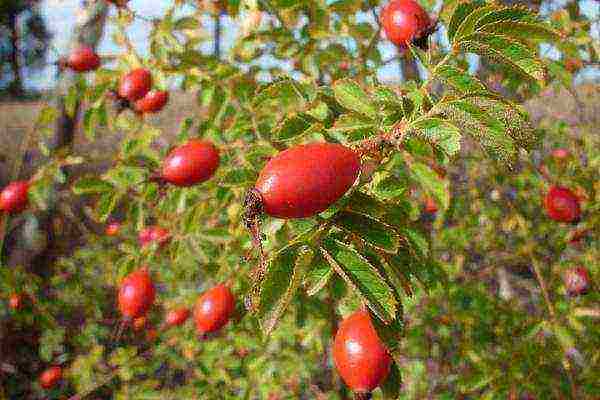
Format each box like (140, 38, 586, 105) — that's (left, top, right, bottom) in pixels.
(160, 140, 220, 187)
(138, 226, 170, 248)
(381, 0, 433, 48)
(544, 186, 581, 223)
(563, 266, 591, 296)
(194, 284, 235, 334)
(118, 68, 152, 102)
(134, 90, 169, 114)
(39, 366, 62, 389)
(118, 268, 156, 319)
(0, 180, 29, 213)
(253, 143, 360, 219)
(66, 46, 101, 72)
(165, 308, 191, 328)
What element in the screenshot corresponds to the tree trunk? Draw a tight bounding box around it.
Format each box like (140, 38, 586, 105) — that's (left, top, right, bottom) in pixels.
(8, 12, 23, 98)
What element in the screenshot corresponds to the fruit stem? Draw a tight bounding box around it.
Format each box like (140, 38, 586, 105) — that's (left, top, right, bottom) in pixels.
(354, 392, 372, 400)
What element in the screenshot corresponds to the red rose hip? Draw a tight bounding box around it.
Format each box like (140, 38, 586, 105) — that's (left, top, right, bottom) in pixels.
(39, 366, 62, 389)
(0, 180, 29, 213)
(194, 284, 235, 334)
(66, 46, 101, 72)
(134, 90, 169, 114)
(563, 266, 591, 296)
(551, 148, 570, 161)
(253, 142, 360, 219)
(8, 293, 23, 310)
(105, 222, 121, 236)
(333, 310, 391, 397)
(160, 140, 220, 187)
(118, 68, 152, 102)
(544, 186, 581, 223)
(165, 307, 191, 328)
(118, 268, 156, 319)
(138, 226, 170, 248)
(381, 0, 432, 47)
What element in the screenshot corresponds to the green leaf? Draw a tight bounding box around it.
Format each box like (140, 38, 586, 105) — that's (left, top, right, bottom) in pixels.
(452, 4, 498, 42)
(174, 16, 200, 30)
(332, 79, 377, 120)
(303, 254, 334, 296)
(258, 244, 314, 335)
(475, 6, 537, 28)
(448, 0, 486, 42)
(72, 178, 115, 195)
(320, 237, 397, 323)
(36, 106, 58, 127)
(273, 114, 319, 141)
(96, 192, 120, 222)
(478, 21, 562, 42)
(460, 33, 547, 82)
(410, 162, 449, 211)
(329, 113, 377, 141)
(333, 211, 400, 253)
(409, 118, 461, 158)
(435, 65, 487, 94)
(221, 168, 257, 186)
(380, 362, 402, 399)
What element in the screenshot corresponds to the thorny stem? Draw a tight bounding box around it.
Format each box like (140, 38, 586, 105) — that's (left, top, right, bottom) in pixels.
(242, 189, 268, 311)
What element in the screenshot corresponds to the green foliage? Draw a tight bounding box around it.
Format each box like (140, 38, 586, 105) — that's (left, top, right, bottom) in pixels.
(1, 1, 598, 399)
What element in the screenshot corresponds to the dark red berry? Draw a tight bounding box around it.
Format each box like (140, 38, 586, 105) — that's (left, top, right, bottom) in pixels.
(160, 140, 220, 187)
(544, 186, 581, 223)
(134, 90, 169, 114)
(333, 310, 391, 396)
(118, 68, 152, 102)
(0, 180, 29, 213)
(118, 268, 156, 319)
(39, 366, 62, 389)
(551, 148, 570, 160)
(138, 226, 170, 248)
(381, 0, 432, 48)
(105, 222, 121, 236)
(66, 46, 101, 72)
(133, 316, 147, 332)
(563, 266, 591, 296)
(194, 284, 235, 334)
(9, 293, 23, 310)
(254, 143, 360, 219)
(165, 307, 190, 328)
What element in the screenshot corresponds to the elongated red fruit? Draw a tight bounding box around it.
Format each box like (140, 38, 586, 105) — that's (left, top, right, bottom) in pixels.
(254, 143, 360, 219)
(138, 226, 170, 248)
(194, 284, 235, 334)
(161, 140, 220, 187)
(39, 366, 62, 389)
(67, 46, 101, 72)
(134, 90, 169, 114)
(118, 68, 152, 102)
(0, 180, 29, 213)
(165, 307, 191, 328)
(544, 186, 581, 223)
(333, 310, 391, 397)
(381, 0, 432, 47)
(118, 268, 156, 319)
(563, 266, 591, 296)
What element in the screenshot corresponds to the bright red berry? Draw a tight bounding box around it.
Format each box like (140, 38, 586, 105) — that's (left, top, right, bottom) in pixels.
(253, 143, 360, 219)
(194, 284, 235, 334)
(0, 180, 29, 213)
(551, 148, 570, 161)
(563, 266, 591, 296)
(105, 222, 121, 236)
(333, 310, 391, 396)
(118, 268, 156, 320)
(160, 140, 220, 187)
(381, 0, 432, 48)
(39, 366, 62, 389)
(423, 196, 438, 214)
(118, 68, 152, 102)
(544, 186, 581, 223)
(138, 226, 171, 248)
(165, 307, 191, 328)
(66, 46, 101, 72)
(134, 90, 169, 114)
(8, 293, 23, 310)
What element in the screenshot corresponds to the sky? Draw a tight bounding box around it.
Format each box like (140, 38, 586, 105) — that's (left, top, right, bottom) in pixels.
(25, 0, 600, 90)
